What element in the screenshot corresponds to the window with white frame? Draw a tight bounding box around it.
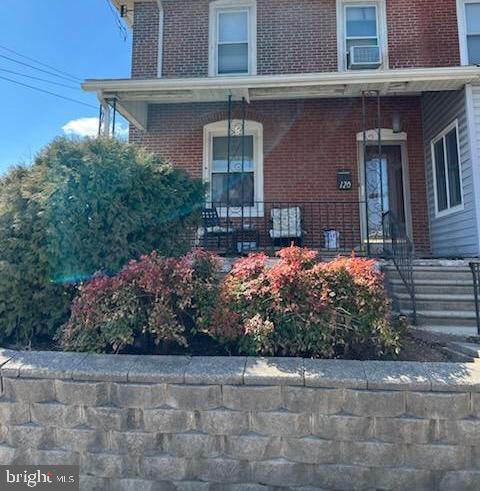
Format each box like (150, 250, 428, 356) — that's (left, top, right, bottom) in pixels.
(337, 1, 387, 70)
(204, 120, 263, 214)
(464, 1, 480, 64)
(212, 135, 255, 205)
(209, 1, 257, 76)
(431, 121, 463, 216)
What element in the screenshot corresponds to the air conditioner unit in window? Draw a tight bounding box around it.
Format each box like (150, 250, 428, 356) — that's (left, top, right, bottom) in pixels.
(349, 45, 382, 69)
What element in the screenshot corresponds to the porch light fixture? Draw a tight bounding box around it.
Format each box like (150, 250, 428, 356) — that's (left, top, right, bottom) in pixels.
(392, 112, 403, 133)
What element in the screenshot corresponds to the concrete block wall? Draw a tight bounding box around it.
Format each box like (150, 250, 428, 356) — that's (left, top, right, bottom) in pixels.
(0, 350, 480, 490)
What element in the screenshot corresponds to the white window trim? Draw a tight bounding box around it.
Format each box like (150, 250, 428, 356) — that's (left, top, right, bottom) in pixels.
(203, 119, 264, 217)
(430, 120, 465, 218)
(457, 0, 480, 65)
(209, 0, 257, 77)
(336, 0, 388, 72)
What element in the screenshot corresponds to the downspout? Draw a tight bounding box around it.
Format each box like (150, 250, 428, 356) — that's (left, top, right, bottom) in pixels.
(157, 0, 164, 78)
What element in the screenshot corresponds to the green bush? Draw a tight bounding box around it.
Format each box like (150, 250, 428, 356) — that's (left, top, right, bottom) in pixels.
(0, 138, 204, 346)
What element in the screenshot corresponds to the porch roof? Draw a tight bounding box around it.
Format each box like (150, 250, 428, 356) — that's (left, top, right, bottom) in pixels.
(82, 66, 480, 130)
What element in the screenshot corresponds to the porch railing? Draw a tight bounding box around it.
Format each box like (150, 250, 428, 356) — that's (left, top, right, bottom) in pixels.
(470, 262, 480, 336)
(194, 200, 366, 255)
(382, 210, 417, 324)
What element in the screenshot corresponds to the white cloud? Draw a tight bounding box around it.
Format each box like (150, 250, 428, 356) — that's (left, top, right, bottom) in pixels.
(62, 117, 100, 137)
(62, 117, 128, 139)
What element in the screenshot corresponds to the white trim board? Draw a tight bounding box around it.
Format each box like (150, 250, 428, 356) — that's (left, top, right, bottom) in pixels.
(356, 128, 407, 142)
(457, 0, 480, 66)
(430, 119, 465, 219)
(208, 0, 257, 77)
(336, 0, 388, 72)
(203, 119, 264, 217)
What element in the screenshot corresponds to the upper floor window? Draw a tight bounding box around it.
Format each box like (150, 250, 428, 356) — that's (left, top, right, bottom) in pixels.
(337, 0, 387, 71)
(464, 2, 480, 64)
(431, 121, 463, 217)
(209, 0, 257, 76)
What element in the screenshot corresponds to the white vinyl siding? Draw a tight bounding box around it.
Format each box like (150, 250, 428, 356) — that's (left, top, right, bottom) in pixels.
(422, 89, 479, 257)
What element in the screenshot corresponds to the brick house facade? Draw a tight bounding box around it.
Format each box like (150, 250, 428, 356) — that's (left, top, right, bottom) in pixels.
(84, 0, 480, 258)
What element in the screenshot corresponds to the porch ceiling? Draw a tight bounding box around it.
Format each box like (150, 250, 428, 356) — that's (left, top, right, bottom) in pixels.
(82, 66, 480, 130)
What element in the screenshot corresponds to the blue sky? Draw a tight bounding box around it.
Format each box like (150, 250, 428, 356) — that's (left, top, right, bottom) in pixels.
(0, 0, 132, 174)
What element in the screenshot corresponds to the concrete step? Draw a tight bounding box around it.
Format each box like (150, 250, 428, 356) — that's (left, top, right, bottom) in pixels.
(389, 279, 474, 296)
(448, 341, 480, 359)
(395, 293, 476, 312)
(384, 269, 473, 282)
(414, 310, 478, 326)
(383, 264, 472, 272)
(438, 346, 476, 362)
(413, 324, 479, 337)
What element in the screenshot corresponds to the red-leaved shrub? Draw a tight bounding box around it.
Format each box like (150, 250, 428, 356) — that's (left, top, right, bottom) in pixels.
(207, 246, 400, 359)
(59, 249, 221, 353)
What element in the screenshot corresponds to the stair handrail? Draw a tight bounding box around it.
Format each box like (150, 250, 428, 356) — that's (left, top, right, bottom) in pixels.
(382, 210, 417, 325)
(469, 262, 480, 336)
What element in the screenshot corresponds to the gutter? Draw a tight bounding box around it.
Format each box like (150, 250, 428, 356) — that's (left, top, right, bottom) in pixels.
(82, 66, 480, 93)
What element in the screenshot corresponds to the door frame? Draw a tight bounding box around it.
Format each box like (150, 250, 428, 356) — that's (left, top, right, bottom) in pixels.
(356, 129, 413, 250)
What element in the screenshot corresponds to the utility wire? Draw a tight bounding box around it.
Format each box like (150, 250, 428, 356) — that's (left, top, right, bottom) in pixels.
(0, 44, 82, 82)
(0, 54, 80, 84)
(105, 0, 128, 41)
(0, 67, 80, 91)
(0, 75, 97, 109)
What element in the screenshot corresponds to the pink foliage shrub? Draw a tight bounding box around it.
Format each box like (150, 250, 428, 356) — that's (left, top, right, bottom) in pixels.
(61, 246, 400, 359)
(60, 249, 221, 353)
(207, 247, 400, 359)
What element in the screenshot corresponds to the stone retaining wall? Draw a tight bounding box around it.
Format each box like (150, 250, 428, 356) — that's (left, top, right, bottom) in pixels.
(0, 349, 479, 490)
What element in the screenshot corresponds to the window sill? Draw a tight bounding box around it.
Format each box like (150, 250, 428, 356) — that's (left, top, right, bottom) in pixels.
(434, 204, 465, 219)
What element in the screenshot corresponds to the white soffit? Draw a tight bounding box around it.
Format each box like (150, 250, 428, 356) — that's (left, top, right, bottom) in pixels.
(82, 67, 480, 129)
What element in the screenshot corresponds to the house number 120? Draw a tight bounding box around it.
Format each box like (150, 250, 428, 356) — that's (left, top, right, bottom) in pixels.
(337, 170, 352, 191)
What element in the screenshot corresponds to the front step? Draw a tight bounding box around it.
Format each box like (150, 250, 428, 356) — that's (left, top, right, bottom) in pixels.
(439, 341, 480, 362)
(389, 278, 474, 296)
(383, 261, 479, 337)
(449, 341, 480, 358)
(412, 325, 478, 337)
(396, 293, 476, 312)
(438, 346, 476, 362)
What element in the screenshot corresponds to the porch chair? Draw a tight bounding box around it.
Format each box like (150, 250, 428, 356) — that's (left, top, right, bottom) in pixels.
(198, 207, 235, 250)
(269, 207, 303, 246)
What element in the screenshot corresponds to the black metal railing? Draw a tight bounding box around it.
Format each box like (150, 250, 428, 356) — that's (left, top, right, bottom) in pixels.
(470, 262, 480, 336)
(382, 210, 417, 324)
(194, 200, 366, 256)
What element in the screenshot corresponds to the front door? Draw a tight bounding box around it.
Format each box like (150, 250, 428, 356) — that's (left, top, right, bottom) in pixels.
(365, 145, 407, 248)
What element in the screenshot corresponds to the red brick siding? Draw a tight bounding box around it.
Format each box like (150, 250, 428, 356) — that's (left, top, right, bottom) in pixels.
(132, 1, 159, 78)
(257, 0, 337, 74)
(162, 0, 209, 78)
(387, 0, 460, 68)
(130, 97, 430, 254)
(131, 0, 461, 79)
